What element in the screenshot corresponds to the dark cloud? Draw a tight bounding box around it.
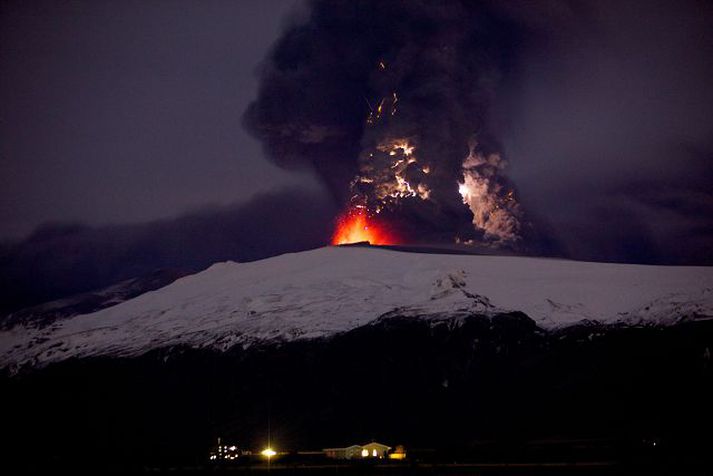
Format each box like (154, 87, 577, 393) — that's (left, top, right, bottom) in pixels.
(244, 0, 535, 247)
(498, 0, 713, 265)
(0, 189, 337, 314)
(246, 0, 712, 263)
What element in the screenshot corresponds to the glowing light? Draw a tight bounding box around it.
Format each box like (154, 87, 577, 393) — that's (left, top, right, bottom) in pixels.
(361, 448, 369, 457)
(458, 181, 469, 201)
(392, 141, 414, 156)
(379, 140, 414, 157)
(376, 98, 385, 120)
(331, 212, 396, 245)
(261, 448, 276, 458)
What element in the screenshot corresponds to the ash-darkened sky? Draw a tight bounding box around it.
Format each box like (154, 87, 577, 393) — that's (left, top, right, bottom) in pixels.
(0, 0, 319, 238)
(0, 0, 712, 312)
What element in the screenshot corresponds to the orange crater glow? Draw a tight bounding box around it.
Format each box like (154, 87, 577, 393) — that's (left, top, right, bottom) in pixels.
(331, 212, 396, 245)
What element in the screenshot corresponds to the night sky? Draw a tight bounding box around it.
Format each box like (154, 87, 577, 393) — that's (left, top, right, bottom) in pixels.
(1, 0, 712, 312)
(0, 0, 319, 237)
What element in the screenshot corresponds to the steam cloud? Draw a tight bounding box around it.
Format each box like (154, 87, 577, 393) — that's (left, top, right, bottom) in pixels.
(244, 0, 536, 248)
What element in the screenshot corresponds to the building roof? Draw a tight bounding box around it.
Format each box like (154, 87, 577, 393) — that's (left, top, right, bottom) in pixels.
(362, 442, 391, 450)
(323, 442, 391, 452)
(322, 445, 362, 451)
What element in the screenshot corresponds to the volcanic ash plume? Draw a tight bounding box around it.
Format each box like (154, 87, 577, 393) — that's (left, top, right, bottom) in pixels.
(459, 141, 521, 244)
(244, 0, 529, 247)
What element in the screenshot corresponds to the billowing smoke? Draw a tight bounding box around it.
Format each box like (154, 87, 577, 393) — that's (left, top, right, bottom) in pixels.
(459, 140, 521, 244)
(244, 0, 534, 248)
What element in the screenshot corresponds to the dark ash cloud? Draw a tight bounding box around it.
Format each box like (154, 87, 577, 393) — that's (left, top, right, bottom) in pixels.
(246, 0, 713, 263)
(244, 0, 540, 247)
(0, 189, 337, 314)
(498, 0, 713, 265)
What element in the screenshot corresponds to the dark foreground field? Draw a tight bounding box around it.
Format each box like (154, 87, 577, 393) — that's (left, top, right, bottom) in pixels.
(2, 314, 712, 474)
(6, 462, 710, 476)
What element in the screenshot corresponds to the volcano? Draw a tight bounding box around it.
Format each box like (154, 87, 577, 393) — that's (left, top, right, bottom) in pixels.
(1, 245, 711, 372)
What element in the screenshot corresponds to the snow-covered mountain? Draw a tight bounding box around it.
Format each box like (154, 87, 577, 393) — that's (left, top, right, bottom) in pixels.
(1, 245, 711, 371)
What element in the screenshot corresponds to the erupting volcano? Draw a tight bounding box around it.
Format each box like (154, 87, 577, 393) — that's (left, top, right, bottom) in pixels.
(331, 212, 396, 245)
(246, 0, 526, 250)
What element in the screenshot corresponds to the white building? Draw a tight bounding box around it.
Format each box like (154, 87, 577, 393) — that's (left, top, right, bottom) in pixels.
(323, 442, 391, 460)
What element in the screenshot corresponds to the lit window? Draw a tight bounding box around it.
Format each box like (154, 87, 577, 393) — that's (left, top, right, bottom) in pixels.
(361, 448, 369, 457)
(372, 449, 377, 457)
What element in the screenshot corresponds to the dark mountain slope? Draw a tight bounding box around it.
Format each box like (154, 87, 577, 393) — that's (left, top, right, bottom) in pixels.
(1, 313, 712, 472)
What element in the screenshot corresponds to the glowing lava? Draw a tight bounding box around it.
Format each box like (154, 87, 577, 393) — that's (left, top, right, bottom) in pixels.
(331, 212, 395, 245)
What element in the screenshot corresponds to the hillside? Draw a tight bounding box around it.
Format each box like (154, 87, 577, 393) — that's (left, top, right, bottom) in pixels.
(1, 245, 711, 371)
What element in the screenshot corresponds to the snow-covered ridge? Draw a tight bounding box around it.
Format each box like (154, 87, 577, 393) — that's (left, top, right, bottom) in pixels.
(1, 246, 712, 370)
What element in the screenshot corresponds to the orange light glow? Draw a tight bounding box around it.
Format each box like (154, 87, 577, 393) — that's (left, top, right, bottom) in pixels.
(331, 212, 396, 245)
